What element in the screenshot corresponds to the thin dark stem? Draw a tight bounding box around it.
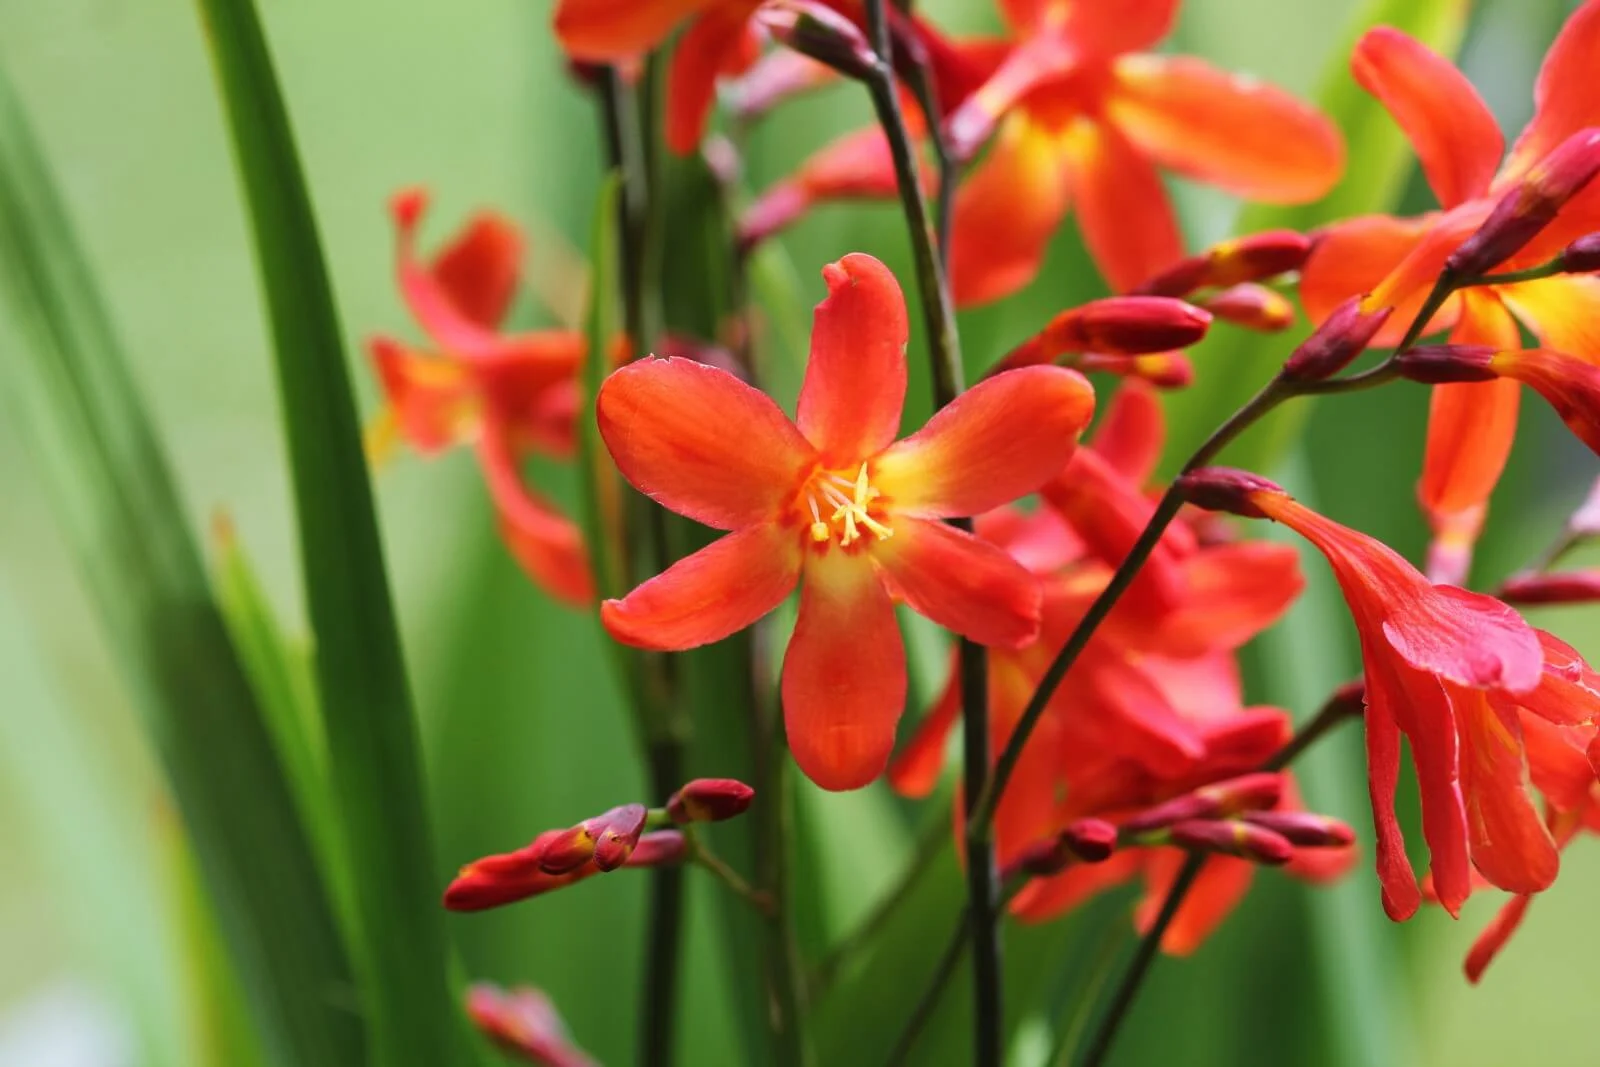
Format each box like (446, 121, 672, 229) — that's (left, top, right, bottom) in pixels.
(809, 814, 947, 997)
(1264, 684, 1362, 771)
(904, 62, 954, 265)
(863, 1, 998, 1058)
(1078, 855, 1205, 1067)
(689, 833, 772, 916)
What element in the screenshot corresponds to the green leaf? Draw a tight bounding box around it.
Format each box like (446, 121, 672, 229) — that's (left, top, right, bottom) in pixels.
(0, 64, 361, 1066)
(1161, 0, 1470, 474)
(190, 2, 469, 1062)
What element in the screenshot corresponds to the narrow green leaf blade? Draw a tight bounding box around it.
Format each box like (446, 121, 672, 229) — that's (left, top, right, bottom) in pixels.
(1162, 0, 1470, 473)
(0, 65, 362, 1066)
(190, 2, 469, 1061)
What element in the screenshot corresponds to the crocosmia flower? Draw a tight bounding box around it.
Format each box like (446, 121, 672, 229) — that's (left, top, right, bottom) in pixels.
(1299, 5, 1600, 581)
(597, 253, 1095, 790)
(368, 188, 591, 605)
(1182, 469, 1600, 921)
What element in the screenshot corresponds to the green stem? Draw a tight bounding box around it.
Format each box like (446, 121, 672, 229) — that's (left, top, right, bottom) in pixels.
(1046, 922, 1127, 1067)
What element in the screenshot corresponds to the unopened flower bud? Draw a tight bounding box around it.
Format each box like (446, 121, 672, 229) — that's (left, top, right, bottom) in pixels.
(629, 830, 688, 867)
(1076, 351, 1195, 389)
(1279, 295, 1394, 382)
(1119, 773, 1283, 835)
(1448, 128, 1600, 277)
(1167, 819, 1294, 865)
(1202, 284, 1296, 332)
(1392, 344, 1499, 384)
(758, 0, 882, 82)
(993, 298, 1210, 375)
(539, 804, 647, 874)
(1560, 233, 1600, 273)
(1137, 230, 1313, 297)
(1175, 467, 1285, 519)
(666, 778, 756, 824)
(466, 983, 598, 1067)
(1006, 818, 1119, 878)
(1501, 569, 1600, 605)
(1241, 810, 1356, 848)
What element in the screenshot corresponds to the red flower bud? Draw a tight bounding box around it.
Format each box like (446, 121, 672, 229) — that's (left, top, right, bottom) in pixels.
(1392, 344, 1499, 384)
(1241, 810, 1357, 848)
(758, 1, 882, 83)
(993, 297, 1210, 375)
(1279, 295, 1394, 382)
(1201, 283, 1296, 333)
(666, 778, 756, 824)
(629, 830, 688, 867)
(1120, 773, 1283, 835)
(587, 804, 648, 872)
(1448, 128, 1600, 277)
(1076, 351, 1195, 389)
(1137, 230, 1312, 297)
(1561, 233, 1600, 273)
(466, 983, 598, 1067)
(1006, 818, 1119, 878)
(443, 828, 686, 912)
(1167, 819, 1295, 865)
(1175, 467, 1285, 519)
(1500, 569, 1600, 606)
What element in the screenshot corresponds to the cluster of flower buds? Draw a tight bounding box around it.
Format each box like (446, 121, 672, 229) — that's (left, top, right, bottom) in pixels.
(1133, 230, 1310, 334)
(1003, 818, 1119, 880)
(465, 983, 597, 1067)
(1446, 128, 1600, 278)
(444, 778, 753, 911)
(990, 296, 1211, 385)
(1116, 773, 1354, 865)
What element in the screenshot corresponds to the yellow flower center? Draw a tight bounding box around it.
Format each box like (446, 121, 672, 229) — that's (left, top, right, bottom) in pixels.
(802, 463, 894, 548)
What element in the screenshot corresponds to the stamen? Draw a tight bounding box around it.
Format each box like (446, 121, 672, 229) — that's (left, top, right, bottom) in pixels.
(808, 495, 830, 542)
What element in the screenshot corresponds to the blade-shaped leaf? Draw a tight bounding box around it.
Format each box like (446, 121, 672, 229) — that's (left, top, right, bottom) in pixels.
(190, 1, 470, 1061)
(1161, 0, 1470, 474)
(0, 65, 362, 1066)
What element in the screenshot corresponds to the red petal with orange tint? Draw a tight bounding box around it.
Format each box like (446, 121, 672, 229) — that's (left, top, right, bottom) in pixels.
(875, 366, 1094, 517)
(1137, 542, 1304, 657)
(1299, 214, 1432, 342)
(1464, 892, 1534, 983)
(1109, 55, 1343, 203)
(1090, 380, 1165, 485)
(664, 7, 757, 155)
(1455, 690, 1560, 893)
(797, 254, 909, 464)
(875, 518, 1042, 647)
(554, 0, 709, 61)
(997, 0, 1177, 52)
(478, 425, 593, 606)
(1064, 117, 1184, 292)
(887, 656, 960, 797)
(432, 212, 524, 329)
(1493, 347, 1600, 456)
(601, 523, 800, 650)
(1351, 27, 1502, 207)
(782, 554, 906, 791)
(1136, 851, 1254, 955)
(949, 115, 1072, 307)
(1010, 850, 1144, 923)
(1361, 651, 1423, 920)
(368, 336, 476, 453)
(597, 357, 816, 530)
(944, 37, 1076, 163)
(1498, 273, 1600, 360)
(1501, 0, 1600, 182)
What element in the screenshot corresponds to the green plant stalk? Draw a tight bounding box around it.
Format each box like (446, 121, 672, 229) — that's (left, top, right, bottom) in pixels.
(0, 63, 361, 1066)
(192, 2, 469, 1062)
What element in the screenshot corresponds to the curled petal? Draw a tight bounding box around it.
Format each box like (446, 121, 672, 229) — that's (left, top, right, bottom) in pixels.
(1502, 0, 1600, 182)
(1465, 893, 1534, 984)
(797, 254, 909, 464)
(1351, 27, 1502, 207)
(1109, 55, 1343, 203)
(555, 0, 708, 61)
(664, 8, 759, 155)
(597, 357, 816, 530)
(874, 366, 1094, 517)
(391, 190, 509, 359)
(1386, 666, 1472, 917)
(1456, 690, 1560, 894)
(874, 518, 1041, 647)
(1299, 214, 1432, 344)
(479, 426, 593, 606)
(782, 554, 906, 791)
(1064, 117, 1184, 292)
(950, 115, 1072, 307)
(1362, 653, 1422, 920)
(1498, 273, 1600, 361)
(432, 212, 524, 329)
(602, 523, 801, 651)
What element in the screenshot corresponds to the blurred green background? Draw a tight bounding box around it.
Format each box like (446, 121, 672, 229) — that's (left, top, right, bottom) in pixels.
(2, 0, 1598, 1064)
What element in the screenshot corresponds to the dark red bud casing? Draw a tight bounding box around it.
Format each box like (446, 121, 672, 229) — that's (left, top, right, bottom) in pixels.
(1500, 569, 1600, 605)
(1137, 230, 1312, 297)
(1241, 811, 1357, 848)
(1167, 819, 1295, 865)
(1392, 345, 1500, 384)
(1175, 467, 1285, 519)
(1448, 128, 1600, 277)
(666, 778, 756, 824)
(1279, 296, 1394, 382)
(758, 1, 881, 83)
(1202, 283, 1296, 333)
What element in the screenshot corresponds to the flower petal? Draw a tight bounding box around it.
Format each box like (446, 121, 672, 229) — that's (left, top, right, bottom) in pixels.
(1350, 27, 1503, 207)
(597, 357, 816, 530)
(944, 36, 1077, 163)
(1024, 0, 1179, 54)
(1137, 851, 1254, 956)
(664, 7, 759, 155)
(478, 425, 593, 606)
(432, 212, 525, 329)
(1464, 892, 1533, 984)
(391, 190, 509, 358)
(1502, 0, 1600, 181)
(874, 366, 1094, 516)
(554, 0, 709, 61)
(740, 127, 899, 247)
(601, 523, 801, 651)
(796, 254, 909, 464)
(874, 518, 1042, 647)
(1010, 850, 1144, 923)
(1109, 55, 1343, 203)
(1493, 346, 1600, 456)
(1456, 689, 1560, 894)
(1386, 666, 1472, 917)
(1090, 380, 1164, 485)
(887, 656, 961, 797)
(1299, 214, 1432, 343)
(1063, 117, 1184, 291)
(949, 115, 1073, 307)
(1498, 272, 1600, 361)
(1362, 651, 1423, 920)
(368, 336, 477, 453)
(1135, 541, 1304, 658)
(782, 553, 906, 791)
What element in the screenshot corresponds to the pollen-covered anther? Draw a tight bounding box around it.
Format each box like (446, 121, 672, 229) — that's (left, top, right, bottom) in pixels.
(805, 463, 893, 547)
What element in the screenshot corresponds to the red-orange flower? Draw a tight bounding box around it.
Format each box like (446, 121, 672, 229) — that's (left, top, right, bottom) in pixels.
(1182, 469, 1600, 920)
(1298, 7, 1600, 581)
(368, 189, 591, 605)
(466, 984, 597, 1067)
(596, 253, 1095, 790)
